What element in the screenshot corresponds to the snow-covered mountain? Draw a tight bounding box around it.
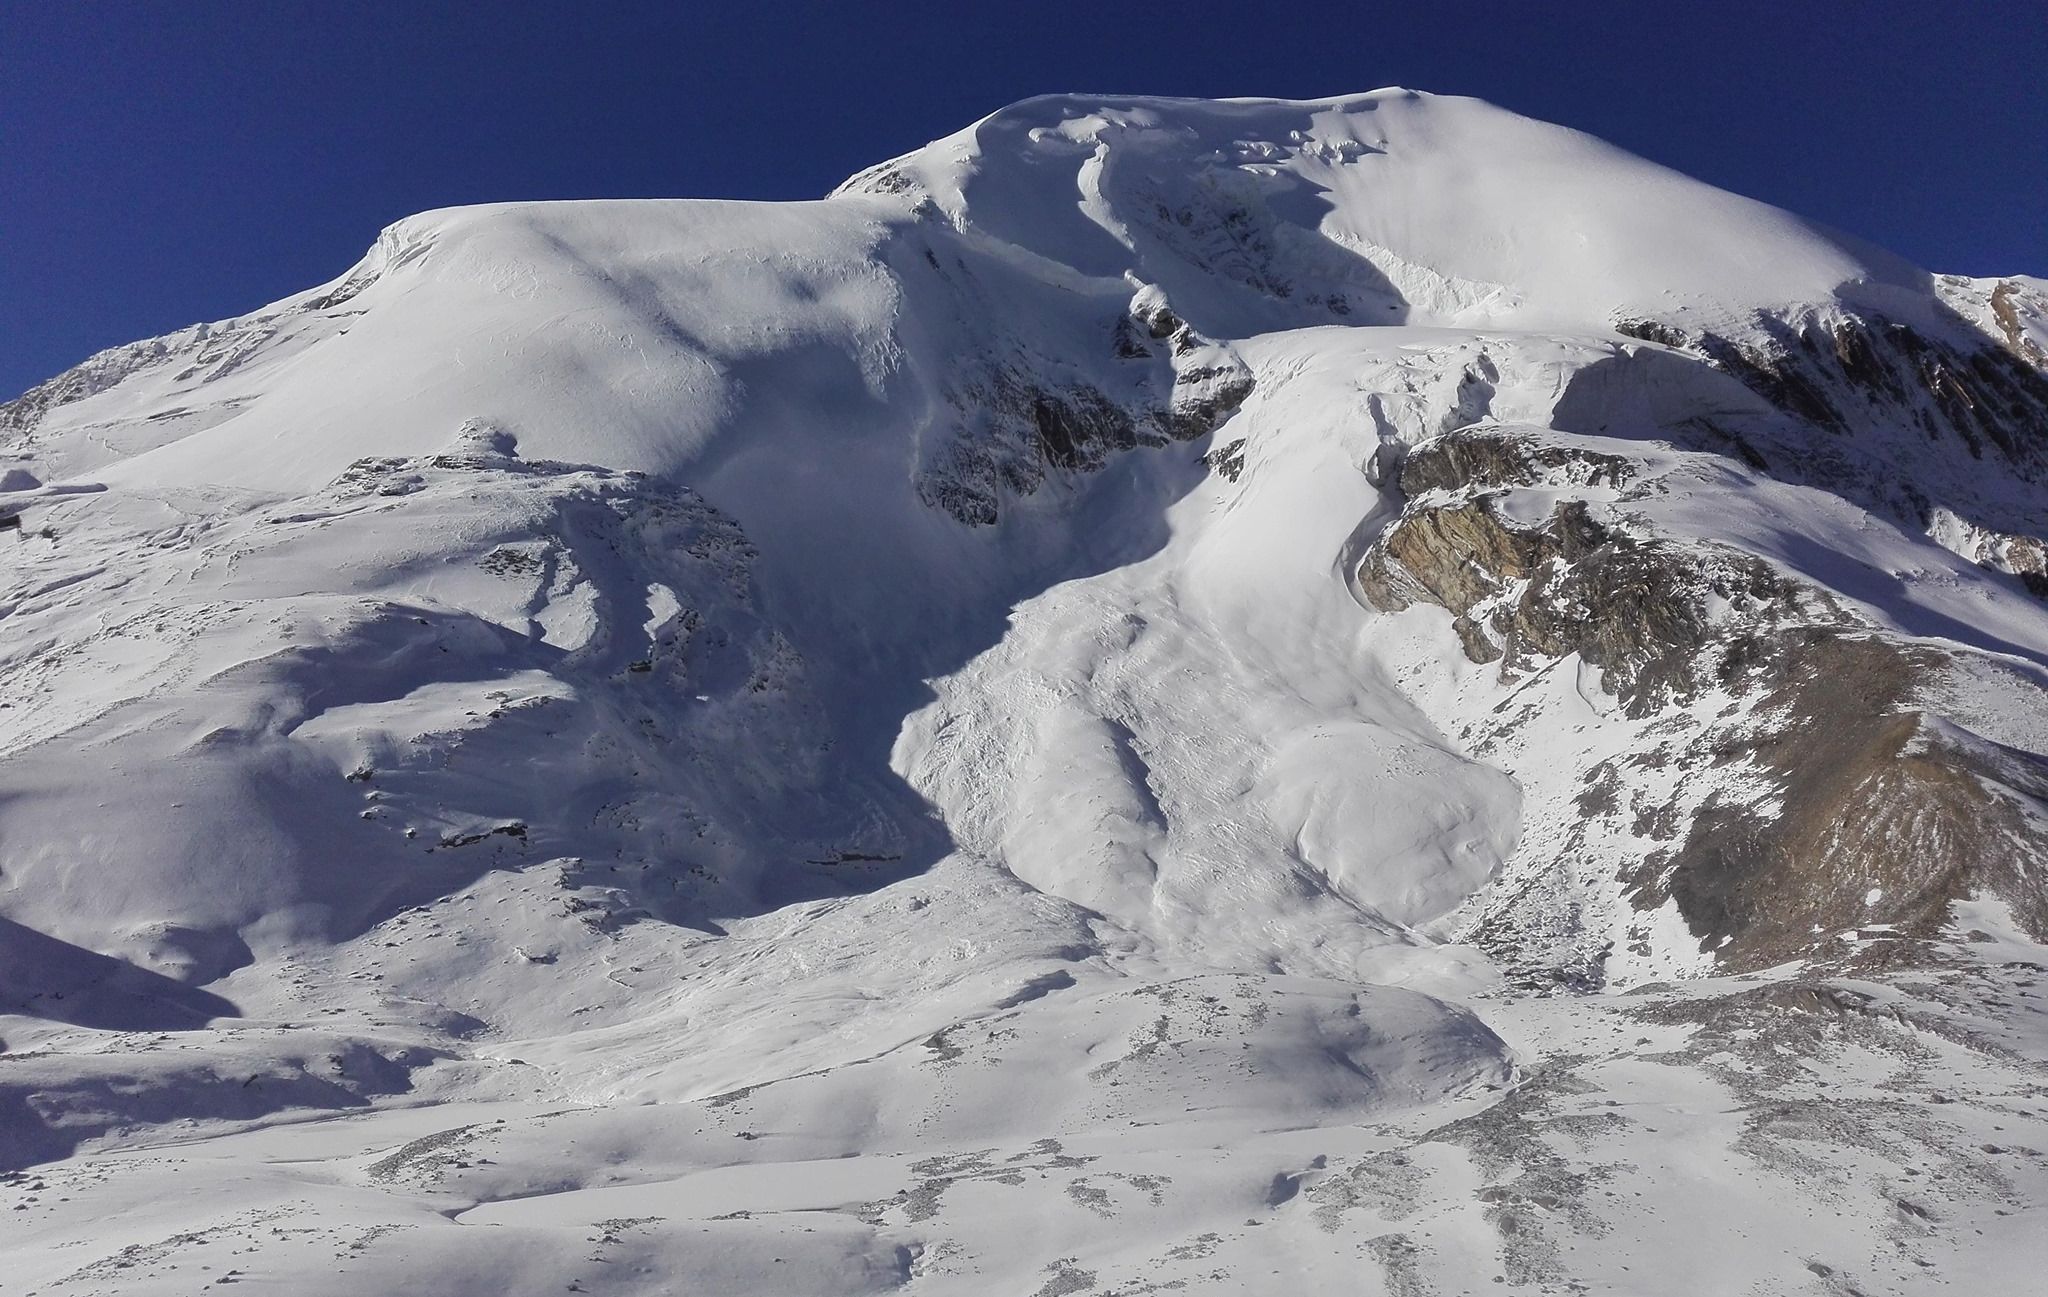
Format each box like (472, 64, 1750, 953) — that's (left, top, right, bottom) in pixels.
(5, 90, 2048, 1294)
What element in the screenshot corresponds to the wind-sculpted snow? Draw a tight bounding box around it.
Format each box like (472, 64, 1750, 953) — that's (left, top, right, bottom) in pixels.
(6, 90, 2048, 1294)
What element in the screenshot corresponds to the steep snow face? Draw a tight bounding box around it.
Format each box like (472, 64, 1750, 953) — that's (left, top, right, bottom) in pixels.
(14, 199, 906, 493)
(6, 91, 2048, 1295)
(842, 89, 1923, 333)
(895, 328, 1527, 986)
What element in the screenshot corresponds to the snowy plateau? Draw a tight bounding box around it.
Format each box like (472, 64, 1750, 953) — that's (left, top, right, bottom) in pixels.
(5, 88, 2048, 1296)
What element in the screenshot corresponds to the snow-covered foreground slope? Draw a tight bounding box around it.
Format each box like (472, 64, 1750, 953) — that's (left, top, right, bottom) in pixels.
(6, 90, 2048, 1294)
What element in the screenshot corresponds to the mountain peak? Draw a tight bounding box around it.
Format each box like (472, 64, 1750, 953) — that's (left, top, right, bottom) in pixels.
(838, 88, 1924, 337)
(6, 91, 2048, 1293)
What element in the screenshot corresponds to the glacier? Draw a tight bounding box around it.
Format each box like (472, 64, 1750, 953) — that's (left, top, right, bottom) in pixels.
(4, 89, 2048, 1294)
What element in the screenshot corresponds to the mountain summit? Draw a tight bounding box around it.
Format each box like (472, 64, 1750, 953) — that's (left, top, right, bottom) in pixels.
(6, 92, 2048, 1293)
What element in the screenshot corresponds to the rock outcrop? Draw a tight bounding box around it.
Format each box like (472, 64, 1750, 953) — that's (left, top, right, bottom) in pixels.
(1359, 423, 2048, 973)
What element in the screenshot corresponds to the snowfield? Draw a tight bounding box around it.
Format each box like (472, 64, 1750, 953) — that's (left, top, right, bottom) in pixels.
(5, 89, 2048, 1295)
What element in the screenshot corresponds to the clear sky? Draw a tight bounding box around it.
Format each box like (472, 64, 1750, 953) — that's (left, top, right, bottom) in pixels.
(4, 1, 2044, 401)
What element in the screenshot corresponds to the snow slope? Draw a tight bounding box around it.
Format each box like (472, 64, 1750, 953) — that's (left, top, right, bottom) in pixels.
(5, 89, 2048, 1295)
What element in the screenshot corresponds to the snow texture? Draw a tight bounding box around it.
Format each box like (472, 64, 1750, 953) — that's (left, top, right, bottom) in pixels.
(5, 89, 2048, 1295)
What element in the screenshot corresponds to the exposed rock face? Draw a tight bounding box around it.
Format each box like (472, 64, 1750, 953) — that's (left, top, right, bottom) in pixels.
(1358, 423, 2048, 973)
(912, 339, 1253, 526)
(1390, 426, 1635, 495)
(1203, 436, 1248, 482)
(1613, 308, 2048, 466)
(1987, 279, 2048, 366)
(1358, 429, 1810, 715)
(916, 371, 1148, 526)
(1929, 506, 2048, 594)
(0, 332, 194, 440)
(892, 228, 1256, 527)
(1613, 305, 2048, 593)
(1649, 633, 2048, 965)
(1345, 305, 2048, 975)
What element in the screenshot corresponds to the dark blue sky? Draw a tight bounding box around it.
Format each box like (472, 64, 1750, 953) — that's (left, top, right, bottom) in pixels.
(5, 2, 2044, 400)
